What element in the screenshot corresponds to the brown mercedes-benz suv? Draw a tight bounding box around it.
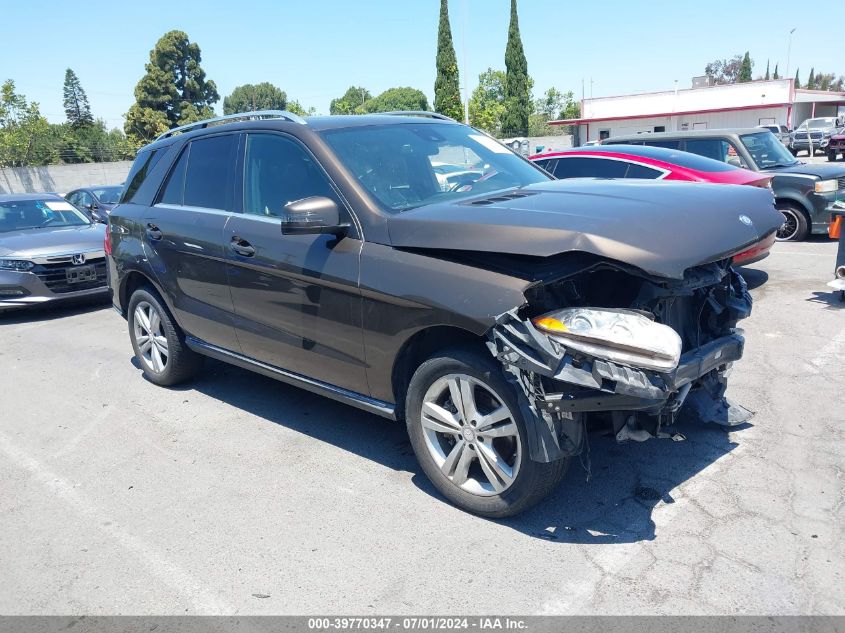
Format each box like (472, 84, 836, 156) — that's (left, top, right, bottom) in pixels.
(107, 111, 782, 517)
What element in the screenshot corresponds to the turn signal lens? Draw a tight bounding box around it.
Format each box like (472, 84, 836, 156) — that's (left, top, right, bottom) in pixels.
(532, 316, 568, 333)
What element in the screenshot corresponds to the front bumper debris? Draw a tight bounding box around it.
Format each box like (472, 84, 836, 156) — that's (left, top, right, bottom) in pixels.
(488, 311, 749, 463)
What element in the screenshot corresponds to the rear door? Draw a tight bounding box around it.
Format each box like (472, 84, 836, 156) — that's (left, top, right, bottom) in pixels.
(223, 132, 368, 394)
(142, 133, 240, 351)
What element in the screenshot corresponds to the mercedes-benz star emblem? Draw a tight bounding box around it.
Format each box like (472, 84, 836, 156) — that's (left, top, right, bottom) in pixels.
(71, 253, 86, 265)
(739, 215, 753, 226)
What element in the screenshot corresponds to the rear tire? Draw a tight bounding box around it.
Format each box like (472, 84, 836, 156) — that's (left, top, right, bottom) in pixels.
(127, 287, 202, 386)
(405, 347, 569, 517)
(775, 203, 810, 242)
(828, 151, 838, 162)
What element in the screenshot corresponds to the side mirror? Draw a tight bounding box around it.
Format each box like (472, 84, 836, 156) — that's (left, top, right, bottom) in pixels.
(281, 196, 347, 236)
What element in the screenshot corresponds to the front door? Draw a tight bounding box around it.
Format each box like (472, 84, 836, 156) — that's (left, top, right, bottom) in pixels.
(224, 132, 368, 395)
(142, 133, 240, 351)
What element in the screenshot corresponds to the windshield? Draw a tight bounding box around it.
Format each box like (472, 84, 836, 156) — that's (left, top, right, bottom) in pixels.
(0, 199, 91, 233)
(739, 132, 798, 169)
(92, 186, 122, 204)
(804, 118, 835, 129)
(320, 123, 550, 212)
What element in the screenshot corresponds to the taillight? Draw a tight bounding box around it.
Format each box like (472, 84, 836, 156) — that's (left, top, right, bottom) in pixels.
(733, 233, 776, 265)
(104, 223, 112, 256)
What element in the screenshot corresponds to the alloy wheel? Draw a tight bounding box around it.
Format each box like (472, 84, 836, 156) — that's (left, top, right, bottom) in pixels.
(420, 374, 521, 496)
(776, 208, 799, 241)
(133, 301, 169, 373)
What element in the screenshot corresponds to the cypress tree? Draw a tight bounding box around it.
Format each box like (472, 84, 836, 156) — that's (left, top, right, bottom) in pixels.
(773, 63, 779, 80)
(738, 52, 753, 82)
(794, 69, 801, 89)
(764, 60, 770, 80)
(501, 0, 530, 136)
(433, 0, 463, 120)
(63, 68, 93, 128)
(807, 67, 815, 89)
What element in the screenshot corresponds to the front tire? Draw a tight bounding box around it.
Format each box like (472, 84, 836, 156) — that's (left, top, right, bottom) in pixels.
(127, 287, 202, 386)
(775, 203, 810, 242)
(405, 347, 568, 517)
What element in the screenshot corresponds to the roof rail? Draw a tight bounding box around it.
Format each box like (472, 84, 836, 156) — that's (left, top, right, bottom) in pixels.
(380, 111, 456, 122)
(155, 110, 307, 141)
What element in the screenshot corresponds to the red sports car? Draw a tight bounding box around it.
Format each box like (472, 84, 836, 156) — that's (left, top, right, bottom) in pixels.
(530, 144, 774, 265)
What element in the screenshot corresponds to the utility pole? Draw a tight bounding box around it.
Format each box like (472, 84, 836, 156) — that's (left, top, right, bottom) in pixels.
(462, 0, 470, 124)
(786, 27, 796, 78)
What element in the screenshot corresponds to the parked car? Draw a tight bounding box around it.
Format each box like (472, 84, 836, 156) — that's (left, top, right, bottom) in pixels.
(66, 185, 123, 223)
(0, 193, 108, 311)
(789, 117, 843, 157)
(757, 124, 791, 145)
(604, 128, 845, 241)
(529, 145, 775, 265)
(826, 128, 845, 162)
(107, 110, 782, 517)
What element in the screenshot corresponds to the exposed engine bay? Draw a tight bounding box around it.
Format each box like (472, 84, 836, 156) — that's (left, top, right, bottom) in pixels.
(487, 257, 754, 464)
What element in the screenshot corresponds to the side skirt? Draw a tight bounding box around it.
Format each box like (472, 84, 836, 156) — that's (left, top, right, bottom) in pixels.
(185, 337, 397, 420)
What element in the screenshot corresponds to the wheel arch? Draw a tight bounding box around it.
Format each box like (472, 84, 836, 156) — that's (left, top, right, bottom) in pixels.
(119, 269, 172, 318)
(391, 324, 489, 420)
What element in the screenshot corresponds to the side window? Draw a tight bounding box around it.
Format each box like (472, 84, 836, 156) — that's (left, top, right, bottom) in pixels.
(158, 145, 190, 205)
(78, 192, 93, 207)
(725, 142, 749, 169)
(121, 149, 162, 203)
(183, 135, 237, 210)
(684, 139, 729, 162)
(66, 192, 80, 206)
(553, 157, 628, 179)
(625, 163, 663, 179)
(643, 140, 681, 150)
(243, 133, 339, 217)
(533, 158, 551, 171)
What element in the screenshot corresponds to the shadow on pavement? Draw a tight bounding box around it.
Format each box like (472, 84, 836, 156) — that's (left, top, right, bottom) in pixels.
(172, 356, 740, 544)
(807, 290, 845, 310)
(0, 295, 111, 325)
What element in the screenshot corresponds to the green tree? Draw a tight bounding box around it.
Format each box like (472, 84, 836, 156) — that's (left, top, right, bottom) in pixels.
(286, 100, 317, 116)
(529, 87, 579, 136)
(468, 68, 506, 134)
(806, 67, 815, 89)
(0, 80, 57, 167)
(705, 55, 744, 84)
(63, 68, 93, 128)
(773, 63, 779, 80)
(330, 86, 372, 114)
(361, 87, 429, 113)
(59, 120, 134, 164)
(794, 68, 801, 89)
(501, 0, 530, 137)
(125, 30, 219, 146)
(764, 60, 770, 80)
(223, 83, 286, 114)
(433, 0, 463, 120)
(738, 52, 753, 82)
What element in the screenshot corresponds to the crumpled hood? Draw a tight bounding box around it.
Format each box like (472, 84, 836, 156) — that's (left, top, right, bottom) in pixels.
(386, 180, 783, 279)
(0, 223, 106, 258)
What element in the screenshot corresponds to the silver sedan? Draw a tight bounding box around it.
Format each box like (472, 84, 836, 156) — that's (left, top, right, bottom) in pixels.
(0, 193, 108, 311)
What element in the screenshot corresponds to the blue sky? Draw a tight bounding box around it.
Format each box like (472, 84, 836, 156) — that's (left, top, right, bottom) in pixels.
(1, 0, 840, 129)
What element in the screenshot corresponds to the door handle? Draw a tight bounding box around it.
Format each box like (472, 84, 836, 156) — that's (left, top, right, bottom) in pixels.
(146, 223, 163, 240)
(230, 236, 256, 257)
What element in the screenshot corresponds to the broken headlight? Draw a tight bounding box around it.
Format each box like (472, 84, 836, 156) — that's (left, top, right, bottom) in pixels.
(532, 308, 682, 373)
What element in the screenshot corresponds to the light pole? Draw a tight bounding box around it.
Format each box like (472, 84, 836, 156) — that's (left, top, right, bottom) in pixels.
(786, 27, 796, 78)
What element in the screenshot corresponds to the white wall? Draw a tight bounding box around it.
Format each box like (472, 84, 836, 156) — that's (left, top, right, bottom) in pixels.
(582, 79, 793, 120)
(578, 106, 790, 143)
(0, 161, 132, 195)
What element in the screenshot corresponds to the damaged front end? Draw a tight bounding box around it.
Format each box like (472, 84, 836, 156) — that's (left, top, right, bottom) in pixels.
(487, 258, 754, 464)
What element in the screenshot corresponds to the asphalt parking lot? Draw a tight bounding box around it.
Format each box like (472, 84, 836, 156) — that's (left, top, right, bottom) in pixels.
(0, 238, 843, 615)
